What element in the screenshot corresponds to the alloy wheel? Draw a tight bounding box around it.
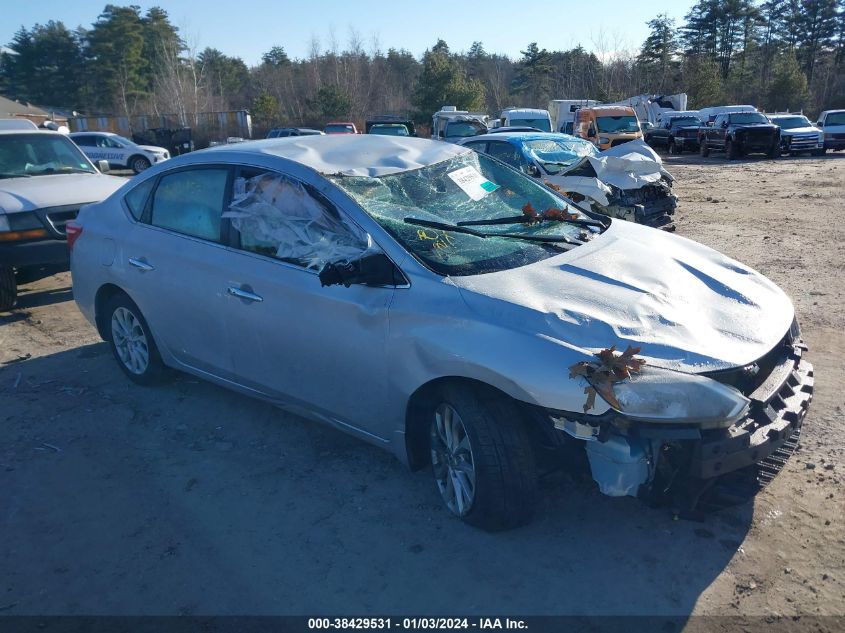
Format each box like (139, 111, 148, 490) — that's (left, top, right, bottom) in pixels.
(111, 306, 150, 375)
(431, 403, 476, 516)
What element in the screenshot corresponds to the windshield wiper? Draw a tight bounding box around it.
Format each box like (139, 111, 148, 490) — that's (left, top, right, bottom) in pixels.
(403, 217, 582, 245)
(457, 214, 607, 230)
(27, 167, 94, 175)
(0, 173, 30, 179)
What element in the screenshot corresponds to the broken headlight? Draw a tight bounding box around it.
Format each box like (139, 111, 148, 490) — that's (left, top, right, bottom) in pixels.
(607, 366, 750, 429)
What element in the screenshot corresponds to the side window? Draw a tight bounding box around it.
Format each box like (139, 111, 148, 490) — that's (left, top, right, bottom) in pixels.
(124, 178, 155, 220)
(225, 169, 369, 270)
(149, 168, 228, 241)
(462, 141, 488, 153)
(74, 135, 93, 146)
(486, 142, 524, 169)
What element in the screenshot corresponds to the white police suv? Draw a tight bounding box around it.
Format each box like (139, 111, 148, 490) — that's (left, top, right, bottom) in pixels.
(70, 131, 170, 173)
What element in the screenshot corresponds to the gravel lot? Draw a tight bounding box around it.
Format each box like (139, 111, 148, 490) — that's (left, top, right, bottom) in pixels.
(1, 153, 843, 618)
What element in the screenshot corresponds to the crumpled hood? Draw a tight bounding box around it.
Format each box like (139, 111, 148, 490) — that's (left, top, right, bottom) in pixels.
(0, 173, 125, 214)
(546, 139, 672, 206)
(450, 220, 794, 373)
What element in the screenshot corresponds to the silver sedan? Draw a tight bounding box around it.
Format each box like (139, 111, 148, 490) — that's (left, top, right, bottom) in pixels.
(69, 135, 813, 529)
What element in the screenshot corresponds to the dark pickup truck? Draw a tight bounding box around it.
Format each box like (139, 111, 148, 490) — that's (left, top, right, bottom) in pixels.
(645, 115, 702, 154)
(699, 112, 780, 159)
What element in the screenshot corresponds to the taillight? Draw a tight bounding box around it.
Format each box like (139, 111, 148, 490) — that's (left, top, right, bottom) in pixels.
(66, 221, 83, 253)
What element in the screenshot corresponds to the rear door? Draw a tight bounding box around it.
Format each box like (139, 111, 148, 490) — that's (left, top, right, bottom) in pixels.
(118, 165, 236, 378)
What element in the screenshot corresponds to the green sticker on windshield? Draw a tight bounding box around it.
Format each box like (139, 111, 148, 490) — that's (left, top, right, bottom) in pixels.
(447, 166, 499, 201)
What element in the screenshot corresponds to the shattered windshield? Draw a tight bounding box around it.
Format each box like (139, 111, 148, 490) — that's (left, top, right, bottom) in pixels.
(329, 151, 595, 276)
(597, 116, 640, 133)
(0, 133, 96, 177)
(522, 138, 598, 174)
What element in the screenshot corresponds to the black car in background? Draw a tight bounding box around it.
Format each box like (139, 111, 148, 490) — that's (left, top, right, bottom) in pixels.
(699, 112, 780, 159)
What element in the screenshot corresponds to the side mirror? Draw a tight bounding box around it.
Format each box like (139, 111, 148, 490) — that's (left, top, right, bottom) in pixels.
(588, 126, 597, 137)
(721, 121, 728, 128)
(438, 130, 445, 138)
(816, 121, 823, 127)
(319, 252, 404, 288)
(97, 159, 110, 173)
(523, 164, 541, 178)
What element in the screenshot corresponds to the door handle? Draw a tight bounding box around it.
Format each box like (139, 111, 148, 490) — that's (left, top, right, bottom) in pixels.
(227, 286, 263, 303)
(128, 257, 154, 272)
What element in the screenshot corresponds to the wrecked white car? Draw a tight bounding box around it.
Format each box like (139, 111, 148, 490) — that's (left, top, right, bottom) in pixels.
(69, 135, 813, 530)
(460, 132, 677, 230)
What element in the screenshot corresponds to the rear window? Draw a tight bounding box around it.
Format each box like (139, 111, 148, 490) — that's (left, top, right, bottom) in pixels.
(325, 124, 355, 134)
(508, 118, 551, 132)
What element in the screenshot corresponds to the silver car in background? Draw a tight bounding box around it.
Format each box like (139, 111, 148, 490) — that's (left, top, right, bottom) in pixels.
(69, 136, 813, 530)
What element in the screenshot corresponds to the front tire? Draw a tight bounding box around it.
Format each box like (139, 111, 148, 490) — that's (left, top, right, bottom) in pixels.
(0, 266, 17, 311)
(105, 294, 166, 384)
(767, 142, 779, 159)
(726, 138, 739, 160)
(669, 139, 682, 155)
(130, 155, 151, 174)
(699, 141, 710, 157)
(429, 384, 538, 531)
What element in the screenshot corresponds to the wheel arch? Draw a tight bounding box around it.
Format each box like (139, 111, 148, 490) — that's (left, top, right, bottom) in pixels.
(94, 283, 131, 339)
(404, 376, 536, 472)
(127, 153, 149, 169)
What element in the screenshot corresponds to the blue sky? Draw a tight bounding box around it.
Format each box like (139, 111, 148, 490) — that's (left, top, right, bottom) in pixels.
(1, 0, 698, 65)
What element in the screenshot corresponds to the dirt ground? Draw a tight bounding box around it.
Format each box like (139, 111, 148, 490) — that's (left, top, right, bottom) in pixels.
(1, 153, 843, 619)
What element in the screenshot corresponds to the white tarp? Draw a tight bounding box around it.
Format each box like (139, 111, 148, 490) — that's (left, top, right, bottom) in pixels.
(223, 173, 371, 270)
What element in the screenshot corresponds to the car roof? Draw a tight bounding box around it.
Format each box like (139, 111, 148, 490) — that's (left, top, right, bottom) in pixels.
(200, 135, 469, 177)
(0, 129, 67, 137)
(464, 131, 589, 144)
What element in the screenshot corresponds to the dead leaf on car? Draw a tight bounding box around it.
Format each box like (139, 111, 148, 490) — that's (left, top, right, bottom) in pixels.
(569, 345, 646, 413)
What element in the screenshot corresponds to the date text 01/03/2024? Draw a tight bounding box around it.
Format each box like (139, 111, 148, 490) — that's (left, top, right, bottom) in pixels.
(307, 617, 528, 630)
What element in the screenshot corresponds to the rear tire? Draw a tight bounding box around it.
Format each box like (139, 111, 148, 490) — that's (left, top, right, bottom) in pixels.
(699, 141, 710, 157)
(105, 293, 166, 385)
(0, 266, 17, 311)
(812, 148, 826, 156)
(428, 383, 538, 531)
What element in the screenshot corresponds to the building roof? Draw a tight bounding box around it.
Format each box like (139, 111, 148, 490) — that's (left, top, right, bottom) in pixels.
(0, 95, 51, 117)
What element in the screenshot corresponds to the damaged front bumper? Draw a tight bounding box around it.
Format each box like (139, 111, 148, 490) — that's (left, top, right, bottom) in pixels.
(602, 183, 677, 231)
(545, 338, 813, 512)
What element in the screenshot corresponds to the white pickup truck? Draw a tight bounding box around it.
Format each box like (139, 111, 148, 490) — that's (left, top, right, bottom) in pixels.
(0, 120, 125, 310)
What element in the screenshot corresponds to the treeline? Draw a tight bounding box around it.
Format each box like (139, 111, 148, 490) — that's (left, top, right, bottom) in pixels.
(1, 1, 843, 135)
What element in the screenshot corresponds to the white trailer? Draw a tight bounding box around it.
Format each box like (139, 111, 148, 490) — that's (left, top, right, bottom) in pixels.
(548, 99, 600, 134)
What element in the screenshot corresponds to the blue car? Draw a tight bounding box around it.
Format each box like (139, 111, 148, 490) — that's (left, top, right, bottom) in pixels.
(459, 132, 677, 230)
